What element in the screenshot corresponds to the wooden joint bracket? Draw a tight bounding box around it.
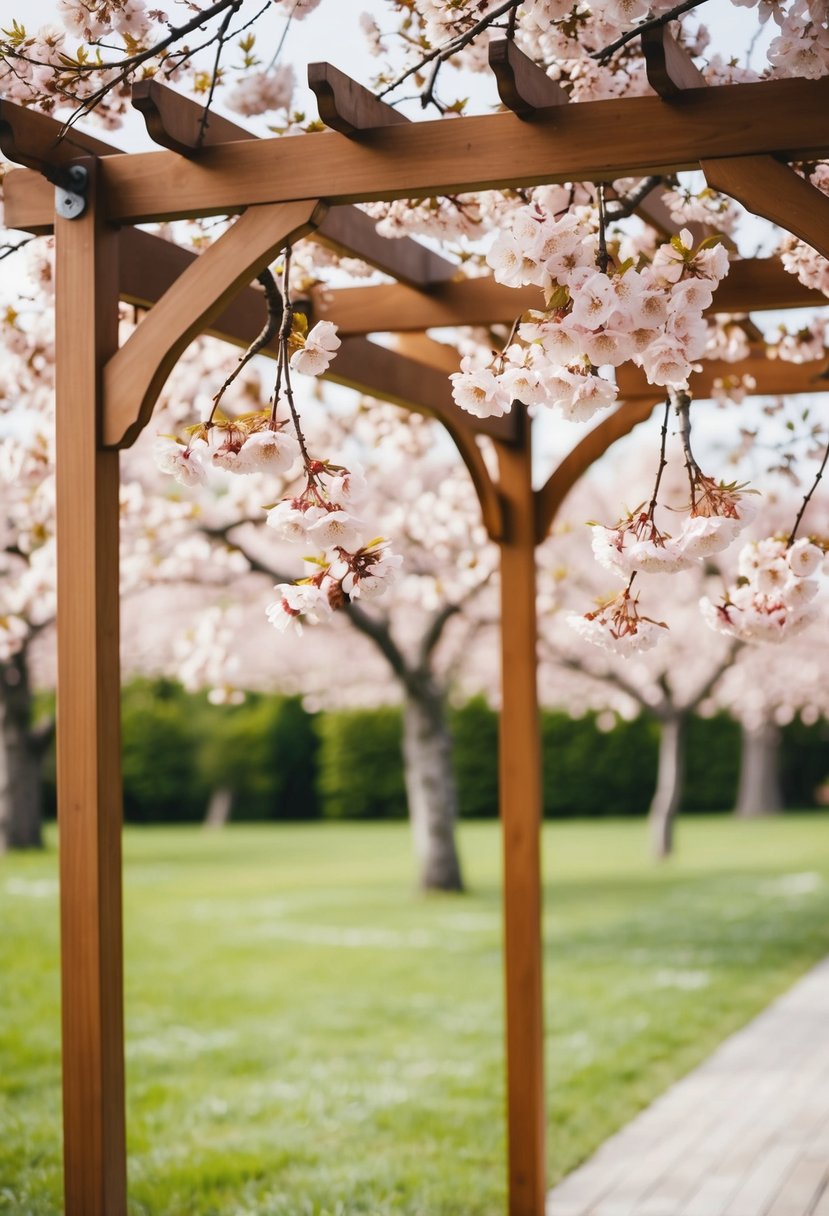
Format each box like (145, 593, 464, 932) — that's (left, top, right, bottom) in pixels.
(308, 62, 409, 136)
(488, 39, 567, 120)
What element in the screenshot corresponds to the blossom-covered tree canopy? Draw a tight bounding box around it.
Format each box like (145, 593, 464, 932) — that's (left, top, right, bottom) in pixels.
(1, 0, 828, 667)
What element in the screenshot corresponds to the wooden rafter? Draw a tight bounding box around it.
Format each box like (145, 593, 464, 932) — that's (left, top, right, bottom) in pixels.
(644, 27, 829, 261)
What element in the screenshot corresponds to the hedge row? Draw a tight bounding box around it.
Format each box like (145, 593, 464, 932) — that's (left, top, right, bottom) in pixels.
(40, 680, 829, 823)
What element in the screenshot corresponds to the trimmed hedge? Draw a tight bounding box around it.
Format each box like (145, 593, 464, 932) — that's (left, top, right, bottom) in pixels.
(314, 707, 407, 820)
(38, 679, 829, 823)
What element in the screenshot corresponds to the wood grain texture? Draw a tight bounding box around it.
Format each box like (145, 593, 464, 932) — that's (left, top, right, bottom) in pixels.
(488, 38, 567, 119)
(6, 77, 829, 229)
(616, 352, 829, 401)
(103, 199, 326, 448)
(642, 25, 706, 96)
(702, 155, 829, 261)
(308, 61, 410, 135)
(54, 160, 126, 1216)
(496, 413, 547, 1216)
(133, 82, 453, 287)
(0, 98, 122, 174)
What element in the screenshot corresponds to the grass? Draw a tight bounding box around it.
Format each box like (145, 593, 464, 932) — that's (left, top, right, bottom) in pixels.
(2, 815, 829, 1215)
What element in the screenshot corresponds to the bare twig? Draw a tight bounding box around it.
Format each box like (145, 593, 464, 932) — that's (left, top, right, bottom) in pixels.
(592, 0, 711, 65)
(787, 432, 829, 546)
(207, 267, 281, 424)
(196, 0, 243, 149)
(377, 0, 521, 103)
(0, 236, 36, 262)
(646, 398, 672, 521)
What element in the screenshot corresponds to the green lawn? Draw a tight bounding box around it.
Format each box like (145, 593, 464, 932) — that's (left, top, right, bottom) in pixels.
(2, 816, 829, 1215)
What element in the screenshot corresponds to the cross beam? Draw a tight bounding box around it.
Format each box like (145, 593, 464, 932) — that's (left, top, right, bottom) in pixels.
(5, 76, 829, 231)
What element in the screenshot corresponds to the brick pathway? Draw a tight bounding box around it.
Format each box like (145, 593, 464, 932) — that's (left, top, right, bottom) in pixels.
(547, 958, 829, 1216)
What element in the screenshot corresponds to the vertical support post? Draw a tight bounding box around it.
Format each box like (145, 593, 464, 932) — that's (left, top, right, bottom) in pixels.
(54, 161, 127, 1216)
(495, 410, 546, 1216)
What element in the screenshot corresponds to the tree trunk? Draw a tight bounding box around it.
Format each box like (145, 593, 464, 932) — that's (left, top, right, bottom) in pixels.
(401, 677, 464, 892)
(735, 720, 783, 818)
(0, 651, 44, 851)
(203, 785, 234, 829)
(648, 712, 686, 861)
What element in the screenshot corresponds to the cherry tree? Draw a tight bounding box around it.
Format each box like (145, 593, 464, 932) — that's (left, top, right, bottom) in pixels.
(1, 0, 829, 849)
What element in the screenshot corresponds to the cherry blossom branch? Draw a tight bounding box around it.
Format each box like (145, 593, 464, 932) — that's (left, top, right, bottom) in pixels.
(272, 246, 313, 472)
(207, 267, 281, 425)
(787, 431, 829, 546)
(376, 0, 521, 104)
(195, 0, 244, 149)
(605, 176, 663, 222)
(596, 182, 610, 274)
(592, 0, 711, 65)
(672, 389, 703, 507)
(0, 236, 35, 262)
(646, 398, 672, 522)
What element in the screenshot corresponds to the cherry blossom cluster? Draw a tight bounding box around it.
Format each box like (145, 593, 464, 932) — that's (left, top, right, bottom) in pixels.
(154, 305, 401, 636)
(450, 207, 729, 423)
(567, 585, 667, 656)
(265, 461, 402, 634)
(700, 536, 827, 643)
(590, 481, 759, 582)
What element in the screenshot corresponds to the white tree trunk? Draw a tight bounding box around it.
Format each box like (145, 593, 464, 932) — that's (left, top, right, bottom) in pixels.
(204, 785, 234, 829)
(401, 681, 464, 892)
(0, 654, 43, 852)
(648, 713, 686, 861)
(735, 720, 783, 818)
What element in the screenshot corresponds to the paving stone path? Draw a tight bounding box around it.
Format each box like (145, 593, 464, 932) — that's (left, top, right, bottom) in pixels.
(547, 957, 829, 1216)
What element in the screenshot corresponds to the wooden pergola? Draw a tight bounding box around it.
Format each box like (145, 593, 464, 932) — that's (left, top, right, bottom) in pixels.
(2, 25, 828, 1216)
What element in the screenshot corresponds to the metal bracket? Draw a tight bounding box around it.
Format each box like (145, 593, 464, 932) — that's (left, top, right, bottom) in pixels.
(54, 164, 89, 220)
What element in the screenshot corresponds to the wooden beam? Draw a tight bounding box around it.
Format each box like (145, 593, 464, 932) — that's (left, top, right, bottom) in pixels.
(535, 399, 662, 542)
(641, 28, 829, 264)
(54, 160, 126, 1216)
(308, 61, 409, 135)
(0, 98, 121, 175)
(6, 77, 829, 229)
(495, 412, 546, 1216)
(314, 205, 456, 287)
(702, 155, 829, 261)
(387, 333, 462, 374)
(130, 81, 454, 288)
(488, 38, 567, 119)
(309, 256, 827, 335)
(132, 78, 252, 155)
(616, 352, 829, 401)
(104, 199, 327, 448)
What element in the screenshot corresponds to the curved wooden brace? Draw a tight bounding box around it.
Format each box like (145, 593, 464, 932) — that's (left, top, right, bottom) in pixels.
(330, 337, 507, 541)
(103, 198, 327, 448)
(701, 155, 829, 261)
(534, 397, 662, 543)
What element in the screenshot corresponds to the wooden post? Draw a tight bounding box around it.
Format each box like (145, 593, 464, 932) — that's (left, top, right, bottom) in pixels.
(54, 161, 127, 1216)
(495, 411, 546, 1216)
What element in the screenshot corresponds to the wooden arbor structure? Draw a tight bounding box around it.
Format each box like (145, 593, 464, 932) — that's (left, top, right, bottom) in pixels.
(2, 28, 829, 1216)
